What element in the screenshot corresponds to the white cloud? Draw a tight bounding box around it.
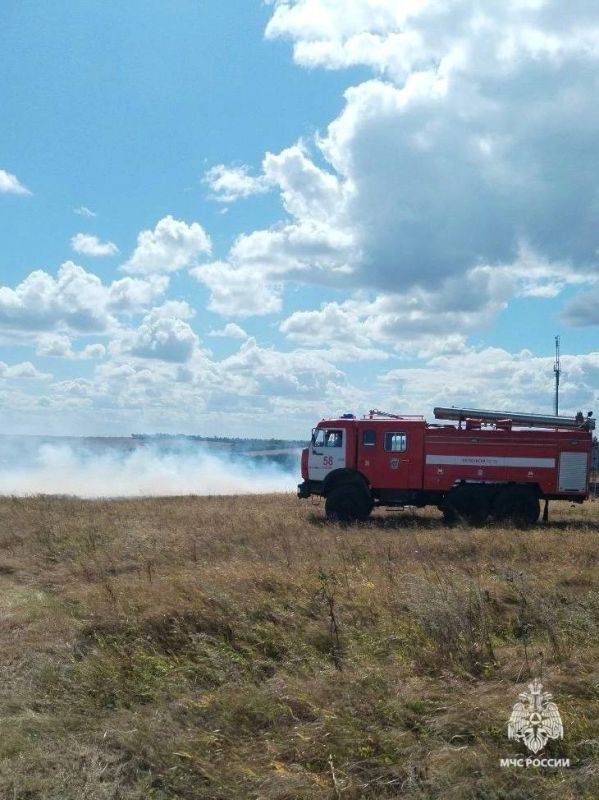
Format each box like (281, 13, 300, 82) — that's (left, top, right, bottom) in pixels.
(147, 300, 195, 320)
(0, 262, 114, 335)
(380, 347, 599, 417)
(80, 343, 106, 360)
(279, 263, 512, 352)
(73, 206, 97, 218)
(0, 360, 50, 380)
(35, 333, 106, 360)
(123, 215, 212, 274)
(115, 308, 200, 363)
(218, 337, 344, 398)
(194, 1, 597, 333)
(36, 333, 75, 358)
(0, 263, 169, 339)
(191, 261, 282, 318)
(0, 169, 31, 195)
(262, 144, 346, 220)
(107, 275, 169, 313)
(266, 1, 599, 80)
(195, 144, 360, 316)
(280, 301, 368, 347)
(204, 164, 272, 202)
(209, 323, 249, 339)
(71, 233, 119, 257)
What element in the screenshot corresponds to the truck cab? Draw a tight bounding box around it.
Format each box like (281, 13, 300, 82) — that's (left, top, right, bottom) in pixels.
(299, 413, 428, 518)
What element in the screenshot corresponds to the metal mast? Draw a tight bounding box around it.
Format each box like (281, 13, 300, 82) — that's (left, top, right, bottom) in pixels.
(553, 335, 561, 416)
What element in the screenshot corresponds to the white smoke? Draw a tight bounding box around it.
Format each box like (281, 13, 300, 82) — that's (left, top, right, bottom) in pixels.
(0, 441, 297, 498)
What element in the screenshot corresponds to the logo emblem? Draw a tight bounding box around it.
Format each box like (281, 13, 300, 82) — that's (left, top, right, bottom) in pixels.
(508, 679, 563, 754)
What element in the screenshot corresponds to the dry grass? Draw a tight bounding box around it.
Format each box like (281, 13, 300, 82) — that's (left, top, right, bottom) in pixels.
(0, 494, 597, 799)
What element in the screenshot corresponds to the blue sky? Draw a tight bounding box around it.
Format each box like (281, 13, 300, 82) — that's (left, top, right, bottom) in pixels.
(0, 1, 597, 437)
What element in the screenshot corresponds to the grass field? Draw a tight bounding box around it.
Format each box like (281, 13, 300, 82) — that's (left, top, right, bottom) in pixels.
(0, 494, 597, 799)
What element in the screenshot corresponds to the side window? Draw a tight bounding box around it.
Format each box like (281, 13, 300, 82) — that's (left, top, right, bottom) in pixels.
(384, 432, 407, 452)
(362, 429, 376, 446)
(324, 430, 343, 448)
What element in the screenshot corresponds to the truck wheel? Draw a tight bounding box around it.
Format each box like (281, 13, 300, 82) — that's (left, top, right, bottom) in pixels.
(325, 485, 372, 523)
(448, 486, 490, 526)
(440, 505, 458, 526)
(493, 487, 540, 528)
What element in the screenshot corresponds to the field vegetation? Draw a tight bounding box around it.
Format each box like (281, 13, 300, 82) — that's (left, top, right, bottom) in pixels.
(0, 494, 597, 799)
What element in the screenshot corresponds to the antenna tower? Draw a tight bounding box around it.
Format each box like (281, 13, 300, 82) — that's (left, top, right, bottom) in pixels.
(553, 335, 561, 416)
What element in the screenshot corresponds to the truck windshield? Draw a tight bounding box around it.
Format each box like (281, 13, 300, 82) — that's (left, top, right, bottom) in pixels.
(312, 429, 325, 447)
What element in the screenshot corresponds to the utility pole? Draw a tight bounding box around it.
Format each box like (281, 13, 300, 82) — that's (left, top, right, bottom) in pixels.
(553, 335, 561, 416)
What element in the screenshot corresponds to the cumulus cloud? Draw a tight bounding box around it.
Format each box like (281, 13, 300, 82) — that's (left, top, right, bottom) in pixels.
(0, 360, 50, 380)
(191, 261, 283, 317)
(279, 263, 514, 354)
(71, 233, 119, 257)
(35, 333, 106, 360)
(380, 347, 599, 417)
(0, 262, 114, 335)
(107, 275, 169, 313)
(80, 343, 106, 360)
(123, 215, 212, 274)
(0, 169, 31, 195)
(116, 308, 200, 363)
(0, 264, 169, 340)
(204, 164, 272, 202)
(147, 300, 196, 320)
(266, 1, 599, 80)
(194, 144, 359, 316)
(209, 323, 249, 339)
(35, 333, 75, 359)
(192, 1, 596, 334)
(218, 337, 344, 398)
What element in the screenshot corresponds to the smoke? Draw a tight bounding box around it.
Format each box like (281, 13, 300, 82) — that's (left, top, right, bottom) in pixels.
(0, 439, 297, 498)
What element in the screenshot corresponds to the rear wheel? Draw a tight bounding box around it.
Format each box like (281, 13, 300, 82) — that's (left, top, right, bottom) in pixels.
(493, 487, 540, 528)
(325, 484, 372, 523)
(447, 486, 491, 526)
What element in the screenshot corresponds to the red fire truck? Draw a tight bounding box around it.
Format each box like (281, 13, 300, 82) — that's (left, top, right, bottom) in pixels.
(298, 406, 596, 525)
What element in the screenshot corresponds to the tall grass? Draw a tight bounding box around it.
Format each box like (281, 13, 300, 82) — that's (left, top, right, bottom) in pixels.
(0, 494, 597, 798)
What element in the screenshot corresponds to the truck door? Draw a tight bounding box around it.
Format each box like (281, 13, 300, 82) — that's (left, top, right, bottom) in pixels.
(381, 430, 411, 488)
(308, 427, 346, 482)
(358, 427, 422, 489)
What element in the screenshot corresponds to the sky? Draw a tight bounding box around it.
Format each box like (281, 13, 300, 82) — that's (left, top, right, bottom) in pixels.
(0, 0, 598, 439)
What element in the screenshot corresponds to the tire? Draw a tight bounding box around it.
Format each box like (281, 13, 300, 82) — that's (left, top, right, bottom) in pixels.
(493, 487, 540, 528)
(448, 486, 490, 526)
(440, 505, 458, 526)
(325, 484, 372, 523)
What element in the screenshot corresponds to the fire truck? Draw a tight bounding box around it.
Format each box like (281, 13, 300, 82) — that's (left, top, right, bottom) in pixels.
(298, 406, 596, 525)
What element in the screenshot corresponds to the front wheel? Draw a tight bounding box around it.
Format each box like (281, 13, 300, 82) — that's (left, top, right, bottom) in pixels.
(325, 485, 372, 523)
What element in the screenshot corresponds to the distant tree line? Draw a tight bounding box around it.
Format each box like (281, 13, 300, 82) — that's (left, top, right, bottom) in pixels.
(131, 434, 308, 452)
